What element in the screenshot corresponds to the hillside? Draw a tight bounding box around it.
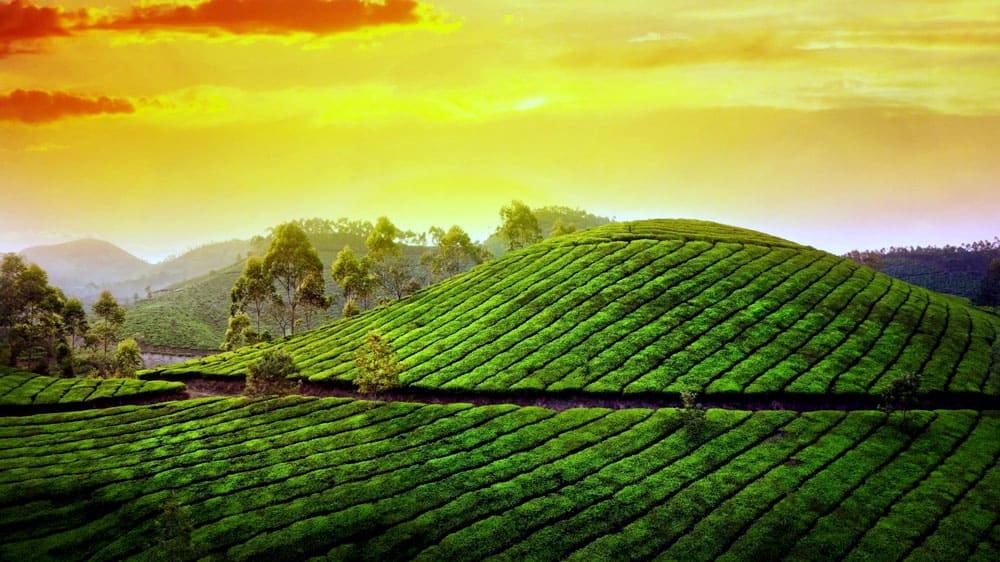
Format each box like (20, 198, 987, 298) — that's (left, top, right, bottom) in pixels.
(121, 232, 425, 350)
(150, 219, 1000, 397)
(2, 397, 998, 561)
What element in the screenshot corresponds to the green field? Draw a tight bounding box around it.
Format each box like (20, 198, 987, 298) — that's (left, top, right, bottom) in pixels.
(0, 398, 997, 561)
(0, 368, 185, 409)
(149, 219, 1000, 398)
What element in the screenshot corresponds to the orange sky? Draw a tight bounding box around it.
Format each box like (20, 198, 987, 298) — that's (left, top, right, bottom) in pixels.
(2, 0, 998, 261)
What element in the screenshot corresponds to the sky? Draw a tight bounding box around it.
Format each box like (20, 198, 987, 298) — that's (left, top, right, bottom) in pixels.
(1, 0, 998, 262)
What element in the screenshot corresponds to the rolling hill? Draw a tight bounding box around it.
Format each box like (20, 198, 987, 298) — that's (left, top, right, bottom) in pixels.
(149, 219, 1000, 398)
(1, 397, 998, 561)
(20, 239, 153, 297)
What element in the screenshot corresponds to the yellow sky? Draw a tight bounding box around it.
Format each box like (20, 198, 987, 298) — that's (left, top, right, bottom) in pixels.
(1, 0, 998, 260)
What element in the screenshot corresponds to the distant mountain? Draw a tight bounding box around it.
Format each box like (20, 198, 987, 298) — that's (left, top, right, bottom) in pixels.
(19, 238, 253, 306)
(21, 239, 152, 298)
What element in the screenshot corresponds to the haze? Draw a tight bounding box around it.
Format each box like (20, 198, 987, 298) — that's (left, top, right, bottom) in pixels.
(1, 0, 997, 261)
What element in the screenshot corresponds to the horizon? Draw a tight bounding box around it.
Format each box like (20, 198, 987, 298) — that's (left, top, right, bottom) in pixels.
(2, 1, 998, 262)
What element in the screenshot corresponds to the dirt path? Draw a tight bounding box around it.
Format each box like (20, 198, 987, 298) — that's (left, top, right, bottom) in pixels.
(178, 377, 1000, 412)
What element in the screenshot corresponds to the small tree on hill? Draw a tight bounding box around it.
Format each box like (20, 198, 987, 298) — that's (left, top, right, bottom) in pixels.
(244, 349, 301, 398)
(879, 372, 922, 429)
(231, 256, 274, 333)
(354, 332, 403, 400)
(679, 390, 707, 438)
(114, 338, 144, 379)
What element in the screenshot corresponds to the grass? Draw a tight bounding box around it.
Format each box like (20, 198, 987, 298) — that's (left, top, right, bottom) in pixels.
(0, 367, 185, 408)
(0, 398, 997, 561)
(146, 219, 1000, 398)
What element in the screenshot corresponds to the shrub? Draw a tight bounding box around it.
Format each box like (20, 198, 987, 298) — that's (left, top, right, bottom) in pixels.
(244, 349, 301, 398)
(354, 332, 403, 400)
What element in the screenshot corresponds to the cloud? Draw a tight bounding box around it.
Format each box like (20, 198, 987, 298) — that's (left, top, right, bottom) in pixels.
(86, 0, 426, 36)
(0, 90, 135, 124)
(0, 0, 75, 57)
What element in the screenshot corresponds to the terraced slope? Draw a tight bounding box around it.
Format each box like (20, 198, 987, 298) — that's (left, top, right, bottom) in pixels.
(0, 368, 185, 411)
(150, 219, 1000, 398)
(0, 397, 997, 561)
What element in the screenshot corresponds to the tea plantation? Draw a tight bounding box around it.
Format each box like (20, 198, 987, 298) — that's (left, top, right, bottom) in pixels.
(2, 219, 998, 560)
(150, 220, 999, 398)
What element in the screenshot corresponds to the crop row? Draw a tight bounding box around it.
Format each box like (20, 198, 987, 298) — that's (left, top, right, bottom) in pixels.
(0, 399, 997, 561)
(149, 223, 1000, 397)
(0, 368, 185, 408)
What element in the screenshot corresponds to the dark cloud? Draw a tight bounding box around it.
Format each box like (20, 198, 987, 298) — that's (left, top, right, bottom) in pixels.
(0, 89, 135, 124)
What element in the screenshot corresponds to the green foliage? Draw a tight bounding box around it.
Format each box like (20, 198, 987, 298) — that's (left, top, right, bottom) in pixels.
(91, 290, 126, 374)
(244, 349, 301, 398)
(366, 216, 402, 261)
(0, 366, 183, 406)
(342, 297, 360, 318)
(331, 245, 376, 308)
(497, 200, 542, 251)
(1, 404, 997, 562)
(549, 219, 577, 238)
(230, 256, 274, 332)
(354, 332, 403, 398)
(0, 254, 71, 371)
(114, 338, 145, 379)
(431, 225, 483, 278)
(263, 222, 325, 336)
(880, 372, 922, 428)
(222, 312, 252, 351)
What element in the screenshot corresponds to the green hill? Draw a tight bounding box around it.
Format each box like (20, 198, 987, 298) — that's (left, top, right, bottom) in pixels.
(150, 219, 1000, 397)
(1, 397, 998, 561)
(0, 367, 185, 410)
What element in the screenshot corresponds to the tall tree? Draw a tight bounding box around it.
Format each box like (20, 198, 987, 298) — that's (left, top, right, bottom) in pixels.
(365, 216, 401, 261)
(263, 222, 325, 336)
(230, 256, 274, 333)
(298, 272, 331, 330)
(431, 225, 483, 277)
(91, 290, 125, 374)
(497, 200, 542, 251)
(62, 298, 87, 351)
(331, 245, 375, 309)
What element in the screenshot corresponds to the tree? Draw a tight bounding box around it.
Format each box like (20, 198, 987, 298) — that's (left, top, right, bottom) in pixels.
(977, 258, 1000, 307)
(679, 390, 707, 438)
(231, 256, 274, 333)
(222, 312, 252, 351)
(844, 250, 885, 272)
(263, 222, 325, 336)
(114, 338, 144, 378)
(497, 200, 542, 251)
(92, 290, 125, 374)
(244, 349, 301, 398)
(549, 220, 577, 238)
(331, 246, 376, 309)
(62, 298, 88, 351)
(298, 272, 331, 329)
(354, 332, 403, 400)
(365, 216, 401, 261)
(879, 372, 922, 429)
(431, 225, 483, 278)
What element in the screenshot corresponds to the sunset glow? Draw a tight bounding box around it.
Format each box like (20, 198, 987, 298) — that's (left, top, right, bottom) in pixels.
(2, 0, 997, 260)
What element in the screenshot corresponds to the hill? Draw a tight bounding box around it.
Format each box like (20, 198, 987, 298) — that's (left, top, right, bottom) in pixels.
(20, 239, 152, 298)
(880, 244, 1000, 301)
(150, 219, 1000, 397)
(2, 397, 998, 560)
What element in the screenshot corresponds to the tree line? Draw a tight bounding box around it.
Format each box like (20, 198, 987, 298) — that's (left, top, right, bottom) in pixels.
(224, 200, 574, 350)
(1, 254, 143, 377)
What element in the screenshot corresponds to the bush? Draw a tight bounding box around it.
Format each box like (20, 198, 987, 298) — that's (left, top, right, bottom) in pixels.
(244, 349, 301, 398)
(679, 390, 707, 438)
(354, 332, 403, 400)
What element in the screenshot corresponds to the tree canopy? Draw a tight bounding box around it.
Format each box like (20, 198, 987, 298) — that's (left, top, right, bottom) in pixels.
(263, 222, 326, 336)
(497, 200, 542, 251)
